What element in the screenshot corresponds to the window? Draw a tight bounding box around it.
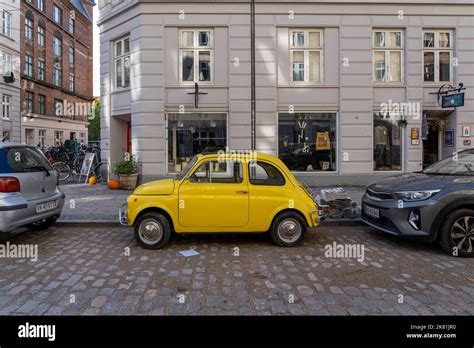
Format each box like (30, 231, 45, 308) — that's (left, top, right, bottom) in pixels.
(38, 59, 45, 80)
(25, 17, 34, 41)
(373, 112, 402, 171)
(249, 161, 286, 186)
(79, 132, 86, 144)
(423, 30, 453, 83)
(114, 36, 130, 88)
(53, 5, 62, 25)
(38, 0, 45, 12)
(1, 131, 10, 141)
(278, 113, 337, 172)
(54, 99, 62, 117)
(69, 17, 75, 34)
(2, 11, 12, 37)
(38, 129, 46, 147)
(54, 131, 63, 146)
(1, 52, 12, 76)
(179, 29, 213, 83)
(53, 35, 62, 57)
(373, 30, 403, 82)
(69, 46, 74, 64)
(54, 67, 62, 87)
(168, 113, 227, 172)
(290, 30, 323, 83)
(189, 161, 243, 184)
(0, 146, 53, 174)
(69, 73, 74, 92)
(39, 95, 46, 114)
(38, 25, 45, 47)
(24, 55, 33, 76)
(25, 92, 34, 113)
(2, 95, 11, 120)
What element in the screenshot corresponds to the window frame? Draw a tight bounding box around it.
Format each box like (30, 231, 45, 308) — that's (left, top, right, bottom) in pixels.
(37, 0, 45, 12)
(24, 54, 33, 76)
(38, 94, 46, 114)
(54, 130, 63, 146)
(37, 59, 45, 80)
(422, 30, 454, 84)
(372, 30, 404, 84)
(179, 29, 214, 85)
(2, 11, 12, 37)
(38, 129, 46, 147)
(114, 36, 130, 89)
(289, 29, 324, 85)
(53, 35, 62, 57)
(38, 25, 45, 47)
(188, 160, 244, 184)
(248, 160, 286, 186)
(69, 45, 74, 65)
(53, 5, 62, 25)
(25, 17, 34, 42)
(69, 73, 75, 92)
(25, 92, 34, 113)
(2, 95, 11, 120)
(1, 52, 13, 76)
(372, 112, 404, 173)
(53, 67, 62, 87)
(68, 17, 75, 34)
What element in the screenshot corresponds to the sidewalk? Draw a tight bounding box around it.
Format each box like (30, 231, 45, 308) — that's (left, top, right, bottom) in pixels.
(57, 183, 365, 225)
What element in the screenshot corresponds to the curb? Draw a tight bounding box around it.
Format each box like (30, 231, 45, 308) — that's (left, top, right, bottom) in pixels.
(56, 218, 366, 228)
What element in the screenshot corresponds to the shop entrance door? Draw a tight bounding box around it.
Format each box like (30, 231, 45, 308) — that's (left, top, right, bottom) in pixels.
(423, 120, 439, 168)
(422, 110, 453, 169)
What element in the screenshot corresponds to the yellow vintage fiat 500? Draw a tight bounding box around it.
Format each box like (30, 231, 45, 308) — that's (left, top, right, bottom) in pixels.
(120, 152, 323, 249)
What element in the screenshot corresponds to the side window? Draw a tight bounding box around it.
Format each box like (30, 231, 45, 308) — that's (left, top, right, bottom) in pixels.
(189, 161, 243, 184)
(249, 161, 285, 186)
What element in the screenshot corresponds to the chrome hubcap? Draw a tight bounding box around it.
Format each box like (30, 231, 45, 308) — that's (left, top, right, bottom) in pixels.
(277, 218, 301, 243)
(451, 216, 474, 253)
(138, 219, 163, 245)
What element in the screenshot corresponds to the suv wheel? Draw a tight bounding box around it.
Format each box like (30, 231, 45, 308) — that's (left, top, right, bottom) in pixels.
(270, 212, 307, 247)
(439, 209, 474, 257)
(134, 212, 171, 249)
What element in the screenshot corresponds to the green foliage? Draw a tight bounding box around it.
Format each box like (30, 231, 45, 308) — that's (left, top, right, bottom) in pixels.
(88, 98, 101, 141)
(112, 159, 139, 176)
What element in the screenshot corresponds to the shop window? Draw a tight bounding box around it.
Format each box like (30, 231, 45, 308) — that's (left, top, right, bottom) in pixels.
(167, 113, 226, 173)
(373, 112, 402, 171)
(278, 113, 337, 172)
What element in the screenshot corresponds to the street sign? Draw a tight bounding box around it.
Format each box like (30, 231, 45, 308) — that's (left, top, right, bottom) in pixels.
(442, 93, 464, 108)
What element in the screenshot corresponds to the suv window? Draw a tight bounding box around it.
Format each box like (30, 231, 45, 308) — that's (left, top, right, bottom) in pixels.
(249, 161, 286, 186)
(0, 146, 52, 173)
(189, 160, 243, 184)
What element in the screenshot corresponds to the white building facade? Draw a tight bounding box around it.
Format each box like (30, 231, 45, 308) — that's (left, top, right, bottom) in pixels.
(98, 0, 474, 185)
(1, 0, 21, 142)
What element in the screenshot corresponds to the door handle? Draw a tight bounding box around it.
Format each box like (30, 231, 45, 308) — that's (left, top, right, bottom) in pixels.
(236, 190, 248, 194)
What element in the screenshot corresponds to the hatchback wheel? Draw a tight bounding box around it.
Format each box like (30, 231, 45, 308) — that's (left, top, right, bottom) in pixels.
(270, 212, 307, 247)
(439, 209, 474, 257)
(134, 212, 171, 249)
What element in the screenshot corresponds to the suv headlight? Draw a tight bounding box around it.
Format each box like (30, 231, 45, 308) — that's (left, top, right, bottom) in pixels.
(396, 190, 441, 201)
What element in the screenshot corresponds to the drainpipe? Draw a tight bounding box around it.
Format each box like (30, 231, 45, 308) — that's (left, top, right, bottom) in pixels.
(250, 0, 256, 151)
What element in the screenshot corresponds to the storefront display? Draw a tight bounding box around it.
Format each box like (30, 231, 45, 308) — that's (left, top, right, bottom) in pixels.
(168, 113, 227, 173)
(373, 112, 402, 171)
(278, 113, 337, 172)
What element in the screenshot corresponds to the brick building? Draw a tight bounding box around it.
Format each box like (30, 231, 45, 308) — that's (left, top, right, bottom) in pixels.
(20, 0, 94, 148)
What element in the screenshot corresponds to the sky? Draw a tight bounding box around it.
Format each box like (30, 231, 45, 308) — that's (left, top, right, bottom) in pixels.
(93, 6, 100, 96)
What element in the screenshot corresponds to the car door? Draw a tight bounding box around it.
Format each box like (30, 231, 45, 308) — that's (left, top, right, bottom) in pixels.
(178, 159, 249, 228)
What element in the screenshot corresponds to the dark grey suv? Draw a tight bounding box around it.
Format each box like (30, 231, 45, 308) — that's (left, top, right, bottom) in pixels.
(362, 148, 474, 257)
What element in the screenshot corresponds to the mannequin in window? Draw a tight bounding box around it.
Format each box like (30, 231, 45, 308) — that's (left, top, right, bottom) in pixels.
(374, 124, 389, 168)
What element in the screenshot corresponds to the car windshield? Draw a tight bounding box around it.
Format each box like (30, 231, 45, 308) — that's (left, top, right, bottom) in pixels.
(176, 156, 198, 180)
(424, 149, 474, 176)
(0, 146, 52, 174)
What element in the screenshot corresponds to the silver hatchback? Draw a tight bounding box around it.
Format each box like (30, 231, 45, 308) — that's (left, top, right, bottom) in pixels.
(0, 142, 65, 234)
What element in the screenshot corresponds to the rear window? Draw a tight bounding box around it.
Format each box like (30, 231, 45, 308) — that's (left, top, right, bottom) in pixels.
(0, 146, 52, 174)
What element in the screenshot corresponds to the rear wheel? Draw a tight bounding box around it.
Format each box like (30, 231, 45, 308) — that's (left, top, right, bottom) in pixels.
(270, 212, 307, 247)
(439, 209, 474, 257)
(52, 161, 71, 182)
(134, 212, 171, 249)
(27, 216, 58, 231)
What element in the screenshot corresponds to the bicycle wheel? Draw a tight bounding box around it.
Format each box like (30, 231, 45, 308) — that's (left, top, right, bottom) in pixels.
(52, 162, 71, 182)
(73, 154, 85, 175)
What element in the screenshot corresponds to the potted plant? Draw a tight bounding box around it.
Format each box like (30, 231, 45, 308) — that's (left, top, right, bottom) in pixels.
(112, 158, 140, 190)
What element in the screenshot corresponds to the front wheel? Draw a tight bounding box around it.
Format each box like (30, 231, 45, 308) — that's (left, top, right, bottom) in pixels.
(134, 212, 171, 249)
(270, 212, 307, 247)
(439, 209, 474, 257)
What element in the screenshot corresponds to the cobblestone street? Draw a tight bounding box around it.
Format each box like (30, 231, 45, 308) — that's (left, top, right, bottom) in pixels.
(0, 225, 473, 315)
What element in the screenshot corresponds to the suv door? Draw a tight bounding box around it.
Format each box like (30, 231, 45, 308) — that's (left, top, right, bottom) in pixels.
(178, 159, 249, 228)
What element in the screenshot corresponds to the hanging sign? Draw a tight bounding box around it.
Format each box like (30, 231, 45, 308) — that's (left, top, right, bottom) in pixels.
(442, 93, 464, 108)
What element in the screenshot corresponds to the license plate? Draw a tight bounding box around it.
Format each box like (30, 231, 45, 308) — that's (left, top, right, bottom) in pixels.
(363, 205, 380, 219)
(36, 200, 57, 214)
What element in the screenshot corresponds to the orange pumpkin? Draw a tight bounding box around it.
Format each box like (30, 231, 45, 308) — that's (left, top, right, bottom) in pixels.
(107, 179, 119, 190)
(89, 176, 97, 185)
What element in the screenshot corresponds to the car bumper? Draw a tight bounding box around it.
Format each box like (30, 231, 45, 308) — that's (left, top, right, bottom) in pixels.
(361, 193, 445, 241)
(119, 203, 128, 226)
(0, 190, 65, 233)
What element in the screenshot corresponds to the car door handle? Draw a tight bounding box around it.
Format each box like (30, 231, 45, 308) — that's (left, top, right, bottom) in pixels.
(236, 190, 248, 194)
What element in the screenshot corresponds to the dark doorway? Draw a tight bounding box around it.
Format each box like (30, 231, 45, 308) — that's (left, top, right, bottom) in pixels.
(423, 120, 439, 168)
